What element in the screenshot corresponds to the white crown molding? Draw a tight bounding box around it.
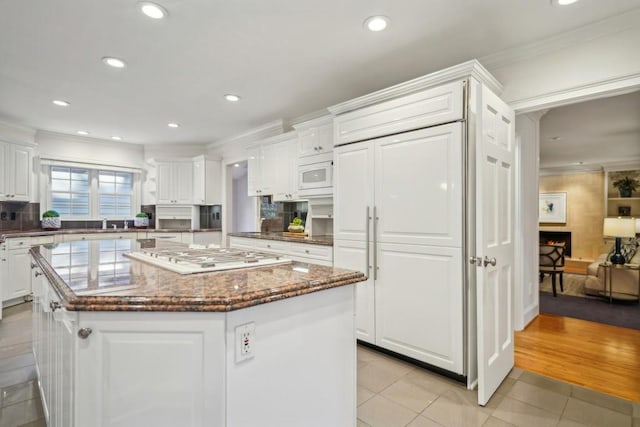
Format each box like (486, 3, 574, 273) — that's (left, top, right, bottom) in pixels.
(288, 109, 333, 130)
(35, 129, 143, 150)
(509, 72, 640, 113)
(0, 118, 37, 145)
(328, 59, 502, 115)
(291, 113, 333, 130)
(206, 119, 284, 149)
(480, 9, 640, 70)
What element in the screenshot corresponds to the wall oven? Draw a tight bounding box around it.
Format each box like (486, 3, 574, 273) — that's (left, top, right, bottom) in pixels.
(298, 161, 332, 195)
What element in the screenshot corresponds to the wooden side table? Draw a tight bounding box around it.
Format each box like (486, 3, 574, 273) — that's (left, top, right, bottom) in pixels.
(598, 262, 640, 303)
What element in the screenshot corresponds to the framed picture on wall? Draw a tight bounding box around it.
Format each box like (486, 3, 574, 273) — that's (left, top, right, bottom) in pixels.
(539, 192, 567, 224)
(618, 206, 631, 216)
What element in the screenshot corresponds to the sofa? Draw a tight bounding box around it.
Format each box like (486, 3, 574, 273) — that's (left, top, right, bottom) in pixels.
(585, 242, 640, 301)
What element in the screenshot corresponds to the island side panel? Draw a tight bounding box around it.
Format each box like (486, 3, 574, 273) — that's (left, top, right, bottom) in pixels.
(225, 284, 357, 427)
(74, 311, 226, 427)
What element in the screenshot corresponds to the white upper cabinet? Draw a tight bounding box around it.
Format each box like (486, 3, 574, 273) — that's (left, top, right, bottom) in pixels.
(0, 141, 33, 202)
(156, 161, 193, 204)
(192, 156, 222, 205)
(333, 81, 464, 145)
(295, 117, 334, 160)
(246, 132, 296, 198)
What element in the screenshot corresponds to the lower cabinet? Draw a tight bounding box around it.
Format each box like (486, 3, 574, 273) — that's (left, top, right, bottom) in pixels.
(32, 258, 226, 427)
(228, 236, 333, 266)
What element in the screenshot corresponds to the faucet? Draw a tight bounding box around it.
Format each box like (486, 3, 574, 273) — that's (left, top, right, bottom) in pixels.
(123, 220, 128, 230)
(112, 224, 117, 230)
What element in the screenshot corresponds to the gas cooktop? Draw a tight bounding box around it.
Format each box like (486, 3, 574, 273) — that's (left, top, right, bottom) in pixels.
(124, 246, 291, 274)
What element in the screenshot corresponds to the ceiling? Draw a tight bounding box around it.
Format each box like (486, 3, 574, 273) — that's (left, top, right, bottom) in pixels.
(1, 0, 639, 146)
(540, 90, 640, 173)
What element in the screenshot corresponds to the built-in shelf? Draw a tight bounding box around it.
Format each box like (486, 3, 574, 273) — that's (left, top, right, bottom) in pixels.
(607, 197, 640, 201)
(605, 169, 640, 217)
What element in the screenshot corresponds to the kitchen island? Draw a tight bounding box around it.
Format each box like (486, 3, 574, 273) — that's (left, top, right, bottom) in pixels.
(30, 238, 365, 427)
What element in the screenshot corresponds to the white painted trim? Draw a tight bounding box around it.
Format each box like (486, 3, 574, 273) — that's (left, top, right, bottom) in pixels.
(206, 119, 284, 149)
(480, 9, 640, 70)
(328, 60, 502, 115)
(522, 303, 539, 329)
(509, 73, 640, 113)
(291, 114, 333, 130)
(39, 157, 142, 173)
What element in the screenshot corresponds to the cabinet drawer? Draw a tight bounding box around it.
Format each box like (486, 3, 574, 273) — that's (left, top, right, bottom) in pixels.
(156, 205, 193, 219)
(335, 81, 464, 145)
(286, 243, 333, 262)
(251, 239, 285, 253)
(6, 238, 31, 249)
(149, 232, 183, 243)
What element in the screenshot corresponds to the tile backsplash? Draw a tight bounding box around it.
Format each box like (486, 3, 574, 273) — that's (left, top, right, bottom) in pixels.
(0, 202, 40, 231)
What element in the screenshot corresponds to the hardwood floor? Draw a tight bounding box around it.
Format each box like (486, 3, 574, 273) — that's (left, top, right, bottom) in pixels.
(515, 313, 640, 403)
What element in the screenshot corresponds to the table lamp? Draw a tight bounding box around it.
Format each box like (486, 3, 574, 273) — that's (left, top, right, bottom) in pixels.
(603, 217, 636, 265)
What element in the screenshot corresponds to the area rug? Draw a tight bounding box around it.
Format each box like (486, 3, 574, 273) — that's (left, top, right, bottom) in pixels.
(539, 273, 595, 298)
(539, 292, 640, 330)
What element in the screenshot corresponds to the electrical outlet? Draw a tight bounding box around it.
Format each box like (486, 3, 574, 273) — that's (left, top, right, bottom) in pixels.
(235, 322, 256, 363)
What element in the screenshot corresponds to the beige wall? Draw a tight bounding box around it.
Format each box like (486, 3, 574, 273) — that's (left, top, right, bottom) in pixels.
(539, 171, 606, 261)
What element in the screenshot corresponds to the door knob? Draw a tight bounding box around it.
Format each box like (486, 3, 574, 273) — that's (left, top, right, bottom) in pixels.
(483, 256, 497, 267)
(77, 328, 93, 339)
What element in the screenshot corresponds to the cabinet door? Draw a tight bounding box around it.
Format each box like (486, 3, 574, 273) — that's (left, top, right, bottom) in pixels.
(298, 124, 333, 158)
(10, 144, 32, 201)
(287, 140, 300, 200)
(271, 141, 294, 201)
(334, 141, 374, 242)
(247, 146, 262, 196)
(3, 248, 31, 301)
(374, 243, 463, 374)
(374, 123, 462, 247)
(173, 162, 193, 204)
(334, 239, 374, 343)
(156, 162, 174, 204)
(260, 144, 278, 196)
(0, 142, 8, 198)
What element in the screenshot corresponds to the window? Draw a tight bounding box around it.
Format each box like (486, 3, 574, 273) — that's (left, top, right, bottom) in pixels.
(51, 167, 90, 217)
(98, 170, 132, 217)
(49, 166, 137, 219)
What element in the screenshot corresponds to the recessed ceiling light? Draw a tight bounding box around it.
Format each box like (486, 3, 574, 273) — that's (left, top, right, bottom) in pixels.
(552, 0, 579, 5)
(548, 136, 562, 141)
(363, 16, 390, 32)
(167, 123, 180, 128)
(76, 130, 90, 135)
(224, 94, 241, 102)
(52, 100, 70, 107)
(111, 136, 123, 141)
(233, 163, 240, 168)
(102, 57, 126, 68)
(138, 1, 167, 19)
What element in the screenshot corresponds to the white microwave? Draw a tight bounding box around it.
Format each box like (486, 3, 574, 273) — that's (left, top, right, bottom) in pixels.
(298, 161, 333, 195)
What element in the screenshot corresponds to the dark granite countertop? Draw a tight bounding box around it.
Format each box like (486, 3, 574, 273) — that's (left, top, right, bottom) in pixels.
(30, 239, 362, 312)
(0, 228, 222, 242)
(228, 232, 333, 246)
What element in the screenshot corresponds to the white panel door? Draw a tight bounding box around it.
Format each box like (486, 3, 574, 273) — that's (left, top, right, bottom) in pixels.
(375, 243, 463, 374)
(156, 163, 173, 204)
(333, 142, 374, 242)
(333, 239, 374, 343)
(10, 144, 31, 201)
(0, 142, 7, 198)
(76, 317, 225, 427)
(476, 86, 516, 406)
(374, 123, 462, 247)
(4, 248, 31, 301)
(173, 162, 193, 204)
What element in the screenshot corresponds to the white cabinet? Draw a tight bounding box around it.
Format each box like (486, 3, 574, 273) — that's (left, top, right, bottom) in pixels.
(247, 132, 298, 198)
(182, 232, 222, 246)
(0, 141, 33, 202)
(272, 137, 300, 201)
(193, 156, 222, 205)
(1, 236, 54, 309)
(156, 161, 193, 204)
(333, 123, 464, 373)
(229, 236, 333, 266)
(295, 117, 333, 159)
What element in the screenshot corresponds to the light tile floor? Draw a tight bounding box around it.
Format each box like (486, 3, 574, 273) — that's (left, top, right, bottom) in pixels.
(1, 302, 639, 427)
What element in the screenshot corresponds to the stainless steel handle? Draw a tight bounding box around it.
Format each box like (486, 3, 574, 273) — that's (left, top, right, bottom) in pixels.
(31, 262, 37, 269)
(373, 206, 378, 280)
(483, 256, 497, 267)
(50, 300, 61, 311)
(77, 328, 92, 339)
(304, 249, 310, 254)
(35, 271, 43, 277)
(365, 207, 371, 276)
(469, 256, 482, 266)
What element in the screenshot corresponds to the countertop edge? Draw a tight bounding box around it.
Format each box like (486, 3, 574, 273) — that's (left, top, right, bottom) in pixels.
(30, 247, 364, 313)
(1, 228, 222, 241)
(228, 232, 333, 246)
